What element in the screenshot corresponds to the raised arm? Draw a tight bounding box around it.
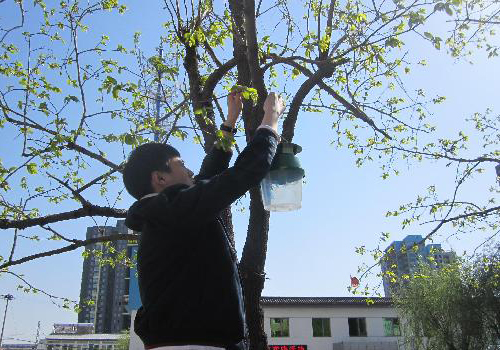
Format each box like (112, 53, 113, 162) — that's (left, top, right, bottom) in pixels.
(196, 92, 242, 181)
(141, 93, 285, 227)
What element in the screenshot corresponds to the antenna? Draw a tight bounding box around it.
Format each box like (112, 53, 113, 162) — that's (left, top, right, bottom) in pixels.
(154, 43, 164, 142)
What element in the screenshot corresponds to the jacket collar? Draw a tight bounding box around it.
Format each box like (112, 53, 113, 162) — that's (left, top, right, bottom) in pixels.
(140, 193, 159, 201)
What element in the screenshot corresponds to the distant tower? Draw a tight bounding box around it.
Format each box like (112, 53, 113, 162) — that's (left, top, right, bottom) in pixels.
(381, 235, 455, 297)
(78, 220, 134, 333)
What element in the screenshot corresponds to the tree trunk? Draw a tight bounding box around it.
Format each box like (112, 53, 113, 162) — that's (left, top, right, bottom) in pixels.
(240, 187, 270, 350)
(226, 1, 272, 348)
(220, 206, 237, 258)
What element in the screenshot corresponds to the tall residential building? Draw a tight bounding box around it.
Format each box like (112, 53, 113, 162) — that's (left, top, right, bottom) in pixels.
(381, 235, 455, 297)
(78, 220, 135, 333)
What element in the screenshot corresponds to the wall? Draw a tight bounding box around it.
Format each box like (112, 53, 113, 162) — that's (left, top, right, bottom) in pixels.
(128, 311, 142, 350)
(264, 304, 402, 350)
(128, 303, 403, 350)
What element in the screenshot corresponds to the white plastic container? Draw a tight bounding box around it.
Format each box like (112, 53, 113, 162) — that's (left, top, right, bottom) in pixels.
(260, 143, 304, 212)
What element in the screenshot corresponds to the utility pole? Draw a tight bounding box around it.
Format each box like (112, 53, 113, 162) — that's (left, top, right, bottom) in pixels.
(0, 294, 14, 349)
(154, 44, 163, 142)
(34, 321, 40, 350)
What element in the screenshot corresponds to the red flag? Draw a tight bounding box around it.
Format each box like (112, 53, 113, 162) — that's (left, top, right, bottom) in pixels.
(350, 276, 359, 288)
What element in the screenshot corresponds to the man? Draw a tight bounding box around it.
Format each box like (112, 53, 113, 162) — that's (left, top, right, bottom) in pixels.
(123, 92, 285, 350)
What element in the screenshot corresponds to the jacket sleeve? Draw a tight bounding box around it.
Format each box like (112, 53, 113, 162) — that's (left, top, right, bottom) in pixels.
(194, 145, 232, 182)
(143, 128, 278, 226)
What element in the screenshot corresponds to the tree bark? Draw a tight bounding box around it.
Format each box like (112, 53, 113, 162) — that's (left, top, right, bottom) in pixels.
(183, 44, 217, 151)
(181, 30, 240, 253)
(228, 1, 271, 348)
(240, 187, 270, 350)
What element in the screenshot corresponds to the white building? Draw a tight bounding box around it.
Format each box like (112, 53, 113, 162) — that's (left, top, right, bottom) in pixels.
(37, 334, 121, 350)
(130, 297, 403, 350)
(36, 324, 122, 350)
(263, 297, 402, 350)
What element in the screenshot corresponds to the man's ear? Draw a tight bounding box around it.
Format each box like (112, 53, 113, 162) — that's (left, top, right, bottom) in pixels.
(151, 170, 168, 189)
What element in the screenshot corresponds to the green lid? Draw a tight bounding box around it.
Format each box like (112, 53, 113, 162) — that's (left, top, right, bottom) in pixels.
(269, 143, 305, 179)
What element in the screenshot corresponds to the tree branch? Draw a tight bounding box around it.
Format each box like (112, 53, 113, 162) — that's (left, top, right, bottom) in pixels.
(282, 63, 337, 142)
(269, 54, 391, 139)
(0, 233, 138, 270)
(75, 168, 119, 194)
(244, 0, 268, 132)
(47, 172, 90, 207)
(374, 145, 499, 164)
(203, 41, 223, 67)
(1, 271, 77, 306)
(3, 113, 122, 171)
(201, 58, 238, 100)
(66, 141, 122, 171)
(319, 0, 336, 60)
(0, 1, 24, 43)
(0, 205, 127, 230)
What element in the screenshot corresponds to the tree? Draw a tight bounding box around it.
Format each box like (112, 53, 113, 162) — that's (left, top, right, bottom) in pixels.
(394, 256, 500, 350)
(355, 0, 500, 296)
(116, 330, 130, 350)
(445, 0, 500, 58)
(1, 0, 497, 348)
(471, 246, 500, 340)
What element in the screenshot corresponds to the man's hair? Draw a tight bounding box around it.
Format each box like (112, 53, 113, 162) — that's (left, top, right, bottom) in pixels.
(123, 142, 180, 200)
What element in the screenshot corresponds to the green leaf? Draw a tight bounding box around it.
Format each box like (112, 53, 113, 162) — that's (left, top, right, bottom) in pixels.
(230, 85, 246, 93)
(385, 37, 402, 48)
(27, 163, 38, 174)
(64, 95, 79, 103)
(112, 85, 121, 99)
(124, 134, 135, 145)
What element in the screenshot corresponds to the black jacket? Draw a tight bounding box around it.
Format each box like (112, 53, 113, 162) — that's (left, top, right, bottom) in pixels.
(125, 128, 278, 348)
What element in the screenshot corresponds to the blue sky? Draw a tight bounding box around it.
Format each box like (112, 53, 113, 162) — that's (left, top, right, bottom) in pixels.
(1, 0, 499, 344)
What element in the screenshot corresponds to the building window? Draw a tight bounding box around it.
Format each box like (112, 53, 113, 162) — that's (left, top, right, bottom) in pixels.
(312, 318, 331, 337)
(383, 318, 401, 336)
(348, 317, 367, 337)
(122, 313, 131, 330)
(270, 318, 290, 337)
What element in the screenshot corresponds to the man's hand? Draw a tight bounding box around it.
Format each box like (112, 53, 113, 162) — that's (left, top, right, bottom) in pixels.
(261, 92, 285, 133)
(226, 92, 242, 127)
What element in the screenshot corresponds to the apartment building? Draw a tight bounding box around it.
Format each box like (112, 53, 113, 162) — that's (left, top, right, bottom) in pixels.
(78, 221, 134, 333)
(381, 235, 455, 297)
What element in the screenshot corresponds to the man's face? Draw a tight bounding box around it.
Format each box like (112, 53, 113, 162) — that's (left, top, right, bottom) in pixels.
(164, 157, 194, 186)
